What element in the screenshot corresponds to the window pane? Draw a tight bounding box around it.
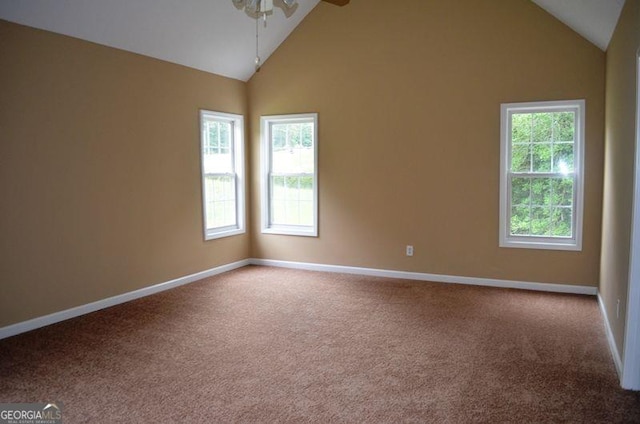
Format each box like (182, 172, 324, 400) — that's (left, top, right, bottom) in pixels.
(502, 101, 582, 249)
(270, 176, 285, 224)
(271, 123, 315, 174)
(271, 200, 284, 224)
(271, 176, 285, 199)
(511, 206, 531, 236)
(205, 175, 236, 229)
(220, 123, 230, 150)
(200, 111, 245, 239)
(531, 178, 551, 207)
(511, 177, 530, 206)
(286, 200, 301, 224)
(203, 121, 233, 174)
(224, 201, 236, 225)
(511, 144, 531, 172)
(531, 207, 551, 236)
(509, 178, 574, 238)
(270, 175, 314, 226)
(551, 207, 572, 237)
(263, 114, 317, 235)
(553, 143, 574, 173)
(299, 176, 314, 201)
(299, 201, 313, 226)
(532, 113, 552, 143)
(554, 112, 575, 142)
(512, 113, 531, 143)
(550, 178, 573, 206)
(301, 123, 313, 148)
(532, 143, 552, 172)
(208, 123, 219, 151)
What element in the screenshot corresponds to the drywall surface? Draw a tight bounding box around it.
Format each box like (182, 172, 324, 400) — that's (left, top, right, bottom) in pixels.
(248, 0, 605, 287)
(600, 0, 640, 356)
(0, 20, 249, 327)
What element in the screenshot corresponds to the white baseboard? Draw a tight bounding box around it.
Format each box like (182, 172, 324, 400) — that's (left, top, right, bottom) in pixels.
(1, 258, 599, 342)
(598, 293, 624, 379)
(249, 258, 598, 295)
(0, 259, 250, 340)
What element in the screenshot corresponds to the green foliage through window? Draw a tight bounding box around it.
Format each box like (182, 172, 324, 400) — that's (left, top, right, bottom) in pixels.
(509, 110, 576, 238)
(509, 177, 573, 237)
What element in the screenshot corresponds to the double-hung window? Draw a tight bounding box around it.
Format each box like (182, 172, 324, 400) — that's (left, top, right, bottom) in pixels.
(499, 100, 585, 251)
(261, 113, 318, 236)
(199, 110, 245, 240)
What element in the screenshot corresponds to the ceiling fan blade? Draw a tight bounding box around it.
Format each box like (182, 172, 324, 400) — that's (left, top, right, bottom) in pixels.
(321, 0, 350, 6)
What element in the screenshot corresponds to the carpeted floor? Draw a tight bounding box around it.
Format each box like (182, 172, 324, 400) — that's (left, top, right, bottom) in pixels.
(1, 265, 639, 423)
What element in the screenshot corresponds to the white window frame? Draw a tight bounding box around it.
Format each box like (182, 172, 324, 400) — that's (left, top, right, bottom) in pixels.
(199, 110, 246, 240)
(499, 100, 585, 251)
(261, 113, 318, 237)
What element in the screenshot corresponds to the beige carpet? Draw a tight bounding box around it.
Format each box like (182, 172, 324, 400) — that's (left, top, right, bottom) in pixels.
(1, 266, 639, 423)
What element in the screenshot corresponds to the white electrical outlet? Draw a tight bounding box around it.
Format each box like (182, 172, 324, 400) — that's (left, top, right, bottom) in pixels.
(406, 245, 414, 257)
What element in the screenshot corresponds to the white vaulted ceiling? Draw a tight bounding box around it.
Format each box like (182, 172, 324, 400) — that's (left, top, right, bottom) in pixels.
(0, 1, 626, 82)
(0, 0, 321, 81)
(531, 0, 625, 51)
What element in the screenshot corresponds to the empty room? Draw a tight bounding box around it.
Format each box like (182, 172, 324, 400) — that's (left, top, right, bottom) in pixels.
(1, 0, 640, 422)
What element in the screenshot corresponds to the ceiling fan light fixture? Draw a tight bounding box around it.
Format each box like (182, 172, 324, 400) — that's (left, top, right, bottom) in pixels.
(248, 0, 261, 13)
(229, 0, 350, 76)
(260, 0, 273, 13)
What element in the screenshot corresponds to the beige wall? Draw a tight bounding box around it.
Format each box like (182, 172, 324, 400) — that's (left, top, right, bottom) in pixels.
(0, 20, 249, 328)
(0, 0, 612, 330)
(600, 0, 640, 356)
(248, 0, 605, 286)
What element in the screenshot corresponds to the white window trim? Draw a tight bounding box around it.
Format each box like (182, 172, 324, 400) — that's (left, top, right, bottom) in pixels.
(261, 113, 318, 237)
(499, 100, 585, 251)
(199, 110, 246, 240)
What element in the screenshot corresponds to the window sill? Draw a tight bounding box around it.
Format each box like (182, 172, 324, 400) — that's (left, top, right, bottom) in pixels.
(500, 238, 582, 252)
(262, 226, 318, 237)
(205, 228, 245, 241)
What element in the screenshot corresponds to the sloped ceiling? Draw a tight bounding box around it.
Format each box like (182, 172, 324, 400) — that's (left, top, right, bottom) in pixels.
(0, 0, 321, 82)
(0, 0, 625, 82)
(531, 0, 625, 51)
